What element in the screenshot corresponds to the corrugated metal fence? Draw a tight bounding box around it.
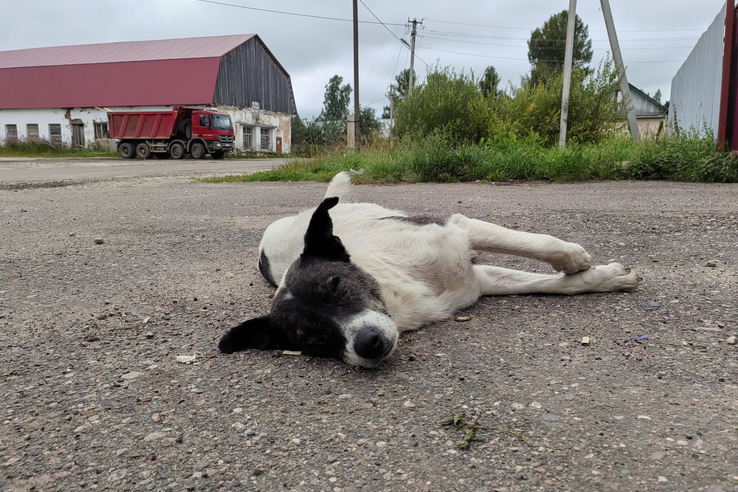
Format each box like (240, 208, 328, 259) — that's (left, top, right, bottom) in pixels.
(669, 3, 726, 135)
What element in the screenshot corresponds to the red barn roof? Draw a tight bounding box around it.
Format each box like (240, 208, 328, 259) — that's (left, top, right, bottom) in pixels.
(0, 35, 257, 109)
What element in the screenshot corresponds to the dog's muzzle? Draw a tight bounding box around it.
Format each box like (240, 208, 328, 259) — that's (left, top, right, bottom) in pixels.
(353, 327, 388, 360)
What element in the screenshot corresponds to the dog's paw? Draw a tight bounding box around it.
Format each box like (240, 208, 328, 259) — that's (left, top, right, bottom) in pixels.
(548, 242, 592, 275)
(565, 262, 641, 293)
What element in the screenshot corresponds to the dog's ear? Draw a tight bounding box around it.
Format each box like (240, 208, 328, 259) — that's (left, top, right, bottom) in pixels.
(301, 197, 351, 262)
(219, 316, 284, 354)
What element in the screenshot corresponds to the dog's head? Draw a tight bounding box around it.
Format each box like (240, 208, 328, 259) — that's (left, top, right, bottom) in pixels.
(219, 197, 398, 368)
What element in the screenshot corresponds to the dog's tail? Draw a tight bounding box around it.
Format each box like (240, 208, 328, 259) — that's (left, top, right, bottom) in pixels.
(324, 171, 352, 201)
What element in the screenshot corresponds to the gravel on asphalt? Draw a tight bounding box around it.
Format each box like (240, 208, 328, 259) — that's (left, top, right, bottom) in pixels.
(1, 175, 737, 492)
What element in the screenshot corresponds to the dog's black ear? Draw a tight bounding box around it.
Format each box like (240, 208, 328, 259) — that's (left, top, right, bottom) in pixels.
(219, 316, 282, 354)
(302, 197, 351, 262)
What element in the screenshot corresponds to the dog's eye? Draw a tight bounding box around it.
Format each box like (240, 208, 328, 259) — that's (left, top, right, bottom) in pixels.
(317, 276, 345, 300)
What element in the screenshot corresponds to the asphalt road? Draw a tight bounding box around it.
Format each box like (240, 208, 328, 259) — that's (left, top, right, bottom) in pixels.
(0, 156, 284, 184)
(1, 163, 737, 492)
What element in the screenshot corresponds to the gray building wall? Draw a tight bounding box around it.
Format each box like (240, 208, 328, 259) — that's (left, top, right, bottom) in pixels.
(629, 86, 667, 118)
(669, 3, 726, 135)
(214, 37, 296, 115)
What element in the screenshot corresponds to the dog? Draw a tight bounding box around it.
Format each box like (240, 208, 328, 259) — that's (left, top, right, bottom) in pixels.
(218, 172, 640, 368)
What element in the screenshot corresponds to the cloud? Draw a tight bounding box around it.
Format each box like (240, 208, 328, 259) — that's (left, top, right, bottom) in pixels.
(0, 0, 725, 117)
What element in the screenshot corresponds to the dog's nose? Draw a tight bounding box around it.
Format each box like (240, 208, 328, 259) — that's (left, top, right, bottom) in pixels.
(354, 328, 385, 359)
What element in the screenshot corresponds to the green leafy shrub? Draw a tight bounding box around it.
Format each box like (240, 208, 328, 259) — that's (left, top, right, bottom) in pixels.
(395, 67, 490, 144)
(498, 59, 625, 146)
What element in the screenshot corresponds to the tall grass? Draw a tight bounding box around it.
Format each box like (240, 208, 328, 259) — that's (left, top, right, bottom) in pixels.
(201, 132, 738, 185)
(0, 140, 116, 158)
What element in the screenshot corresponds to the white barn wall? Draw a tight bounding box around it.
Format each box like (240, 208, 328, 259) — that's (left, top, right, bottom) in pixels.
(0, 106, 174, 146)
(669, 3, 727, 135)
(216, 105, 291, 154)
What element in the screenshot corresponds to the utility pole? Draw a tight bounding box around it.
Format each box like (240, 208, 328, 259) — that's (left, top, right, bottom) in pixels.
(558, 0, 577, 148)
(601, 0, 641, 142)
(389, 85, 395, 149)
(408, 18, 418, 91)
(352, 0, 360, 148)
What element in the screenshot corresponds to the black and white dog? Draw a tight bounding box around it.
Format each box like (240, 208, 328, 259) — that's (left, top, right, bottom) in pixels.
(219, 172, 640, 368)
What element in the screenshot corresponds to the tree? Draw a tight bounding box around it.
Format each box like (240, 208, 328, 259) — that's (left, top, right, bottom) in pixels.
(528, 10, 593, 85)
(319, 75, 352, 121)
(359, 106, 382, 138)
(382, 69, 416, 118)
(479, 65, 501, 98)
(654, 89, 662, 104)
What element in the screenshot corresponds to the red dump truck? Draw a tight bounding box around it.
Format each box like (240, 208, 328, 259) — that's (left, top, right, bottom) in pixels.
(108, 107, 235, 159)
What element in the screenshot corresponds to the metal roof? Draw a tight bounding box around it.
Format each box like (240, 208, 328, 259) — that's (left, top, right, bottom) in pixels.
(0, 35, 255, 69)
(0, 35, 260, 109)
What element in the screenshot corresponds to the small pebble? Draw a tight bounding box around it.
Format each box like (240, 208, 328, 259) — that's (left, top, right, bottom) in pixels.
(727, 336, 736, 345)
(94, 238, 104, 244)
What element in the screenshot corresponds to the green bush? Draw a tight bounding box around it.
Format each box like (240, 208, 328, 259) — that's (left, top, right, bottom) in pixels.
(395, 67, 490, 144)
(498, 59, 625, 146)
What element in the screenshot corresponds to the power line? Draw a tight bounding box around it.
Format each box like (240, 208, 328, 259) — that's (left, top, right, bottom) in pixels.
(424, 17, 707, 33)
(422, 35, 694, 51)
(366, 95, 388, 106)
(419, 46, 685, 64)
(392, 42, 403, 77)
(359, 0, 402, 43)
(357, 0, 428, 68)
(424, 29, 699, 43)
(194, 0, 405, 26)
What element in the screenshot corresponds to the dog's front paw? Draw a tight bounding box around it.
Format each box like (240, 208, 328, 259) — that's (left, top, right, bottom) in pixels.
(548, 242, 592, 275)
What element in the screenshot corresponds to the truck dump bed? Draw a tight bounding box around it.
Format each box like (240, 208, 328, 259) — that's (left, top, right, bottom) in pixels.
(108, 111, 179, 140)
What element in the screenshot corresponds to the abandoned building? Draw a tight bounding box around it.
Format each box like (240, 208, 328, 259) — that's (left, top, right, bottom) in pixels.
(0, 34, 297, 154)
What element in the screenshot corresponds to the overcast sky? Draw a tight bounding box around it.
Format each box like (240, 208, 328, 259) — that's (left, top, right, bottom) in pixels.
(0, 0, 726, 118)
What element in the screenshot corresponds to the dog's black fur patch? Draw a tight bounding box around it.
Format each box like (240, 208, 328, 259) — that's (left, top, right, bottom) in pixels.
(381, 215, 447, 226)
(258, 250, 277, 287)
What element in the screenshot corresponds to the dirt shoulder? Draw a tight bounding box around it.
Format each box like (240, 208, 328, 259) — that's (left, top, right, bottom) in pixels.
(1, 177, 737, 492)
(0, 157, 286, 185)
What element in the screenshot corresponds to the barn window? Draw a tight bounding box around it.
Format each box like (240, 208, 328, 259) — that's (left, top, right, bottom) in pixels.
(49, 124, 62, 146)
(243, 126, 253, 150)
(27, 124, 39, 139)
(5, 124, 17, 141)
(94, 122, 109, 140)
(260, 128, 271, 151)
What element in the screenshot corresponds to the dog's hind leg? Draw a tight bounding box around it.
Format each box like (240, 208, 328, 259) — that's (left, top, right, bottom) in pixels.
(449, 214, 592, 274)
(474, 263, 640, 296)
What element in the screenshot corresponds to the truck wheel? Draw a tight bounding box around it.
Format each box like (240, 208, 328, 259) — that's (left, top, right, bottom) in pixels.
(136, 143, 151, 159)
(211, 151, 225, 160)
(169, 142, 185, 160)
(179, 121, 191, 140)
(191, 142, 206, 160)
(118, 142, 135, 159)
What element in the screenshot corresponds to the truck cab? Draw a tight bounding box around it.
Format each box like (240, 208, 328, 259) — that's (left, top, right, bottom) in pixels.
(190, 110, 235, 158)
